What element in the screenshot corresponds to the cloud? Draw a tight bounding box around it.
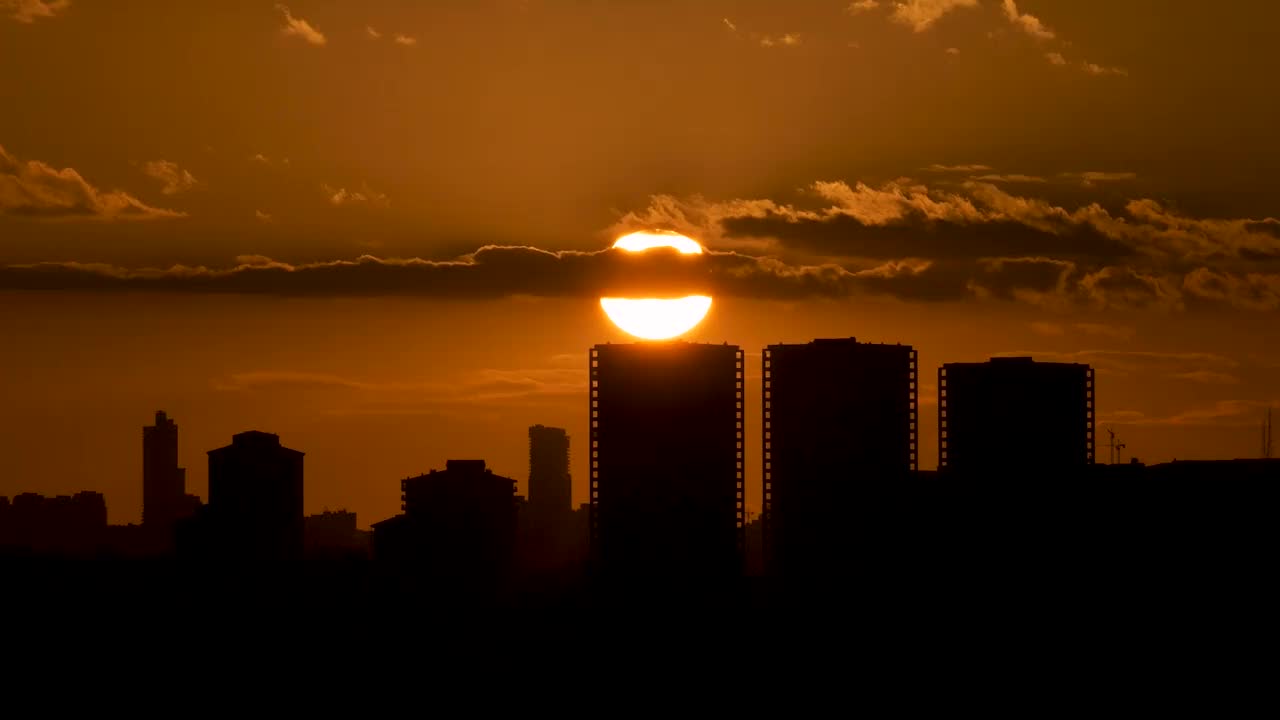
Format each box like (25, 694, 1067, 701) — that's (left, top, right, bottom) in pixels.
(1046, 52, 1067, 66)
(0, 144, 185, 220)
(722, 18, 736, 32)
(1070, 171, 1137, 186)
(890, 0, 978, 32)
(4, 243, 1279, 313)
(945, 47, 960, 55)
(393, 34, 417, 46)
(0, 245, 1049, 303)
(276, 4, 326, 46)
(255, 210, 273, 223)
(1001, 0, 1054, 40)
(926, 164, 992, 173)
(640, 178, 1280, 269)
(365, 25, 381, 39)
(612, 175, 1280, 312)
(322, 183, 390, 208)
(141, 160, 197, 195)
(847, 1, 880, 14)
(2, 0, 69, 23)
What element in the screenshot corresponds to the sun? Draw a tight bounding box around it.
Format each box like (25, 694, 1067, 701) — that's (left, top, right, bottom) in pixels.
(600, 231, 713, 341)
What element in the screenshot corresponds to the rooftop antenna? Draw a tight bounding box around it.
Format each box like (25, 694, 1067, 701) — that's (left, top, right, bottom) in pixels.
(1265, 408, 1274, 460)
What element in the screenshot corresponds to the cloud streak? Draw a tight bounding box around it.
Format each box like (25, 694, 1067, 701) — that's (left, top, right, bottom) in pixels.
(1, 144, 185, 220)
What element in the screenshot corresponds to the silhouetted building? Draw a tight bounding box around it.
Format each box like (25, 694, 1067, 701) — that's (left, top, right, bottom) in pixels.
(372, 460, 518, 584)
(528, 425, 571, 516)
(143, 411, 191, 530)
(304, 510, 371, 559)
(589, 342, 744, 581)
(939, 357, 1095, 480)
(763, 338, 918, 577)
(0, 491, 107, 556)
(201, 431, 305, 561)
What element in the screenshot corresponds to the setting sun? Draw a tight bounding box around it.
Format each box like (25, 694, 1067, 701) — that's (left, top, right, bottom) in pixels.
(600, 232, 712, 340)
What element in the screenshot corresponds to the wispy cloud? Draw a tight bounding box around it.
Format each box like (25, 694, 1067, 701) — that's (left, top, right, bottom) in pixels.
(847, 0, 880, 15)
(971, 173, 1047, 183)
(758, 33, 801, 48)
(322, 182, 390, 208)
(393, 34, 417, 46)
(141, 160, 197, 195)
(1, 144, 185, 220)
(890, 0, 978, 33)
(365, 25, 381, 39)
(926, 163, 992, 173)
(1070, 171, 1138, 186)
(1083, 61, 1128, 77)
(276, 4, 326, 46)
(1046, 51, 1067, 66)
(1104, 400, 1270, 427)
(255, 210, 273, 223)
(2, 0, 69, 24)
(722, 18, 737, 32)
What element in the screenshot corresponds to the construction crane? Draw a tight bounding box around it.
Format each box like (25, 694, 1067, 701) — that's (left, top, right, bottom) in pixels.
(1107, 427, 1127, 465)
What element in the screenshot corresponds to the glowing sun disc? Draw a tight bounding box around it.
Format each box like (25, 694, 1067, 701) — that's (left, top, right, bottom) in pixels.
(600, 296, 713, 341)
(602, 231, 711, 340)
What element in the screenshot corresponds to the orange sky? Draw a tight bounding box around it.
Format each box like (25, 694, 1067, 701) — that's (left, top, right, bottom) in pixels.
(2, 1, 1279, 525)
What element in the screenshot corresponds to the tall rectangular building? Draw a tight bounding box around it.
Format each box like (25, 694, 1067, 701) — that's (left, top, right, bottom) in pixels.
(528, 425, 571, 515)
(939, 357, 1095, 479)
(143, 410, 186, 529)
(589, 342, 744, 580)
(762, 338, 918, 576)
(206, 430, 305, 561)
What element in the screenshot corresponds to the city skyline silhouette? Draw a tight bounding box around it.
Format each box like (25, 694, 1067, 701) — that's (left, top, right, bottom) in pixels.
(3, 1, 1280, 635)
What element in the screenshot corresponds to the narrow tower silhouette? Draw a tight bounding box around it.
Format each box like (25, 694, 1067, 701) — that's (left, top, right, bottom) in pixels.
(143, 411, 189, 540)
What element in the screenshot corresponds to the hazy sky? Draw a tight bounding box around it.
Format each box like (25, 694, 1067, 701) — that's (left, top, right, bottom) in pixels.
(3, 1, 1279, 525)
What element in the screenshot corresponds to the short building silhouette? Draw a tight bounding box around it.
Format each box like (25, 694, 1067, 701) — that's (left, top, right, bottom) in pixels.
(0, 491, 107, 556)
(589, 342, 745, 582)
(940, 357, 1095, 480)
(304, 510, 370, 559)
(372, 460, 518, 584)
(199, 431, 305, 562)
(763, 338, 918, 577)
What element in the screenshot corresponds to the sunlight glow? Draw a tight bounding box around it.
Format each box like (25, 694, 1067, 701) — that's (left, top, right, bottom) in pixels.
(600, 296, 713, 341)
(612, 231, 705, 255)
